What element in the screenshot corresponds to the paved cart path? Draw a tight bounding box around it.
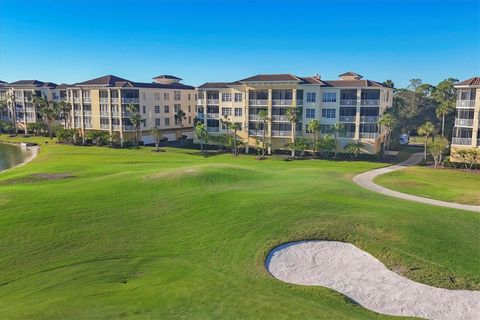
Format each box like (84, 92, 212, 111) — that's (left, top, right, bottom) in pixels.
(352, 152, 480, 213)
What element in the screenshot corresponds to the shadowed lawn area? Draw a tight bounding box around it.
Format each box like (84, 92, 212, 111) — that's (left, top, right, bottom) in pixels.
(375, 166, 480, 205)
(0, 135, 479, 320)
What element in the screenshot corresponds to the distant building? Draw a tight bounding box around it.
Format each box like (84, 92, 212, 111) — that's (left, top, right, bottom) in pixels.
(197, 72, 393, 154)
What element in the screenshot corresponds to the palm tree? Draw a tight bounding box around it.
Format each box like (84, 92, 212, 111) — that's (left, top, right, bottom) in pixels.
(257, 109, 269, 157)
(194, 122, 209, 152)
(150, 127, 163, 152)
(229, 122, 242, 156)
(126, 104, 141, 147)
(57, 101, 72, 129)
(316, 134, 336, 158)
(436, 100, 454, 136)
(175, 109, 186, 126)
(378, 113, 396, 158)
(329, 123, 345, 158)
(39, 106, 57, 139)
(5, 92, 17, 133)
(286, 107, 301, 157)
(417, 121, 436, 163)
(31, 94, 50, 135)
(382, 80, 395, 89)
(307, 119, 320, 156)
(344, 142, 364, 161)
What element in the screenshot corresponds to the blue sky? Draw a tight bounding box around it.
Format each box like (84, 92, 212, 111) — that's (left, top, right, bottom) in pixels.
(0, 0, 478, 88)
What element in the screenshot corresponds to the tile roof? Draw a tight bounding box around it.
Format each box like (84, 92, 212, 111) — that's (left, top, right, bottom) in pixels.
(338, 71, 363, 78)
(455, 77, 480, 87)
(152, 75, 182, 80)
(132, 82, 195, 90)
(75, 75, 131, 86)
(73, 75, 193, 89)
(321, 79, 387, 88)
(239, 74, 301, 82)
(7, 80, 57, 88)
(198, 82, 234, 89)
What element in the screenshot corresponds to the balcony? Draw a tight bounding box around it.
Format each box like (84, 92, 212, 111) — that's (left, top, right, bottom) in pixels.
(272, 99, 293, 106)
(83, 110, 92, 116)
(455, 118, 474, 127)
(112, 125, 120, 130)
(100, 124, 110, 129)
(111, 111, 120, 117)
(456, 100, 476, 108)
(248, 129, 263, 136)
(122, 124, 135, 131)
(249, 99, 268, 106)
(122, 98, 139, 104)
(207, 113, 219, 118)
(360, 116, 379, 123)
(111, 98, 119, 104)
(197, 99, 204, 105)
(73, 97, 81, 103)
(74, 110, 82, 116)
(100, 111, 109, 116)
(83, 97, 92, 103)
(249, 114, 262, 121)
(272, 115, 288, 121)
(100, 98, 109, 103)
(360, 132, 378, 139)
(452, 137, 472, 145)
(84, 123, 93, 129)
(338, 132, 355, 138)
(25, 107, 35, 112)
(207, 127, 220, 132)
(340, 100, 357, 106)
(296, 99, 304, 106)
(207, 99, 219, 105)
(272, 130, 290, 137)
(360, 99, 379, 106)
(339, 116, 356, 122)
(197, 113, 205, 119)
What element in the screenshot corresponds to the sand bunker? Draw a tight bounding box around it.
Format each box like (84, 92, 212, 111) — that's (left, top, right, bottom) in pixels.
(266, 241, 480, 320)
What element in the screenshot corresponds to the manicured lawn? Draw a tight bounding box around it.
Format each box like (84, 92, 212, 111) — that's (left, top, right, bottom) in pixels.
(0, 135, 479, 320)
(376, 166, 480, 205)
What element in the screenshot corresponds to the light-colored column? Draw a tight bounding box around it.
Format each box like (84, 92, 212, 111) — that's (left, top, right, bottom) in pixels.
(472, 88, 480, 147)
(267, 89, 272, 154)
(292, 88, 298, 134)
(108, 89, 113, 135)
(118, 89, 124, 145)
(80, 89, 85, 143)
(355, 89, 361, 140)
(23, 90, 28, 134)
(244, 88, 249, 153)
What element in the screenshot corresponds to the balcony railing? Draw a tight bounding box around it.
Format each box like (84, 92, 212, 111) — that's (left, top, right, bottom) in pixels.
(100, 98, 109, 103)
(456, 100, 476, 108)
(360, 116, 379, 123)
(74, 110, 82, 116)
(100, 111, 109, 116)
(197, 99, 204, 105)
(111, 111, 120, 117)
(340, 99, 357, 106)
(207, 113, 219, 118)
(100, 124, 110, 129)
(339, 116, 356, 122)
(272, 115, 288, 121)
(122, 125, 135, 131)
(452, 137, 472, 145)
(73, 97, 81, 103)
(455, 118, 474, 127)
(338, 132, 355, 138)
(83, 97, 91, 103)
(112, 125, 120, 130)
(111, 98, 119, 104)
(84, 123, 93, 129)
(249, 99, 268, 106)
(249, 114, 262, 120)
(121, 98, 139, 104)
(207, 99, 219, 105)
(248, 129, 263, 136)
(360, 132, 378, 139)
(207, 127, 220, 132)
(83, 110, 92, 116)
(296, 99, 304, 106)
(25, 107, 35, 112)
(271, 130, 290, 137)
(360, 99, 379, 106)
(197, 113, 205, 119)
(272, 99, 292, 106)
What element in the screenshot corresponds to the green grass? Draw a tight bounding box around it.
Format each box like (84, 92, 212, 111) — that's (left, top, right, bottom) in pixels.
(375, 166, 480, 205)
(0, 135, 479, 320)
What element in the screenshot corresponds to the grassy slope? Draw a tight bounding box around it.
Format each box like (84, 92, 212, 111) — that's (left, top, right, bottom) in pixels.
(376, 166, 480, 205)
(0, 135, 479, 320)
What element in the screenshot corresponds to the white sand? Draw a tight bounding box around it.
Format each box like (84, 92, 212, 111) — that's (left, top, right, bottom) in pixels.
(266, 241, 480, 320)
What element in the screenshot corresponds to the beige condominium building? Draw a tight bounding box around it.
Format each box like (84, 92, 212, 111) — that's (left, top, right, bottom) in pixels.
(197, 72, 393, 154)
(0, 75, 197, 144)
(451, 77, 480, 161)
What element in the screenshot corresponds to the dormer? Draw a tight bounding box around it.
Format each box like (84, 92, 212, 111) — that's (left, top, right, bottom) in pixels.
(339, 72, 363, 80)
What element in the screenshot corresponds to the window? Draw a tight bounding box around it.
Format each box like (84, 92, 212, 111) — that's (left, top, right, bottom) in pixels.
(322, 108, 336, 118)
(154, 93, 160, 100)
(142, 92, 146, 100)
(222, 93, 232, 102)
(174, 91, 181, 101)
(306, 108, 315, 118)
(234, 93, 243, 102)
(222, 107, 232, 116)
(188, 105, 191, 113)
(174, 104, 181, 113)
(188, 93, 191, 100)
(142, 106, 146, 114)
(164, 105, 170, 113)
(234, 108, 242, 117)
(164, 93, 169, 100)
(155, 118, 161, 127)
(164, 118, 170, 126)
(188, 116, 191, 124)
(155, 106, 160, 113)
(306, 92, 316, 102)
(322, 92, 336, 102)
